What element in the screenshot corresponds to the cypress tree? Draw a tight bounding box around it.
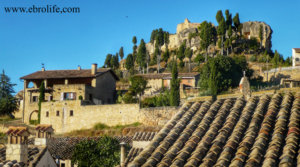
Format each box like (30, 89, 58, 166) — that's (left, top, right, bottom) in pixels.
(233, 13, 240, 35)
(170, 61, 181, 106)
(210, 59, 218, 102)
(38, 81, 45, 123)
(259, 25, 263, 49)
(216, 10, 224, 24)
(137, 39, 147, 67)
(119, 47, 124, 60)
(125, 54, 134, 70)
(104, 54, 112, 68)
(228, 25, 232, 38)
(225, 10, 232, 29)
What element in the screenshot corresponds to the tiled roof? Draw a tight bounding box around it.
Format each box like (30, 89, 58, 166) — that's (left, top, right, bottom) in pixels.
(0, 145, 48, 167)
(20, 68, 119, 80)
(128, 92, 300, 167)
(6, 126, 30, 136)
(35, 124, 54, 132)
(135, 73, 199, 79)
(132, 132, 157, 141)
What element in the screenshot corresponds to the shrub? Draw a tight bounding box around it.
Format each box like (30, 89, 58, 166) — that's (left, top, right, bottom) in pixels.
(93, 123, 109, 130)
(199, 88, 213, 96)
(78, 95, 83, 100)
(30, 120, 39, 125)
(249, 55, 256, 62)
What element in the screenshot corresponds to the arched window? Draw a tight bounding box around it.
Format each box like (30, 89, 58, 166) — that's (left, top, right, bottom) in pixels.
(296, 58, 300, 61)
(56, 111, 59, 116)
(46, 111, 49, 117)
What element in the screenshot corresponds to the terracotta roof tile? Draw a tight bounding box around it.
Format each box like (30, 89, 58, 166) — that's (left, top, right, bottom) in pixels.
(126, 92, 300, 167)
(20, 68, 119, 80)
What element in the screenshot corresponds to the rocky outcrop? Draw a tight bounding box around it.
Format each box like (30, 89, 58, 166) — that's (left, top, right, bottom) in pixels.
(242, 21, 273, 51)
(141, 19, 273, 55)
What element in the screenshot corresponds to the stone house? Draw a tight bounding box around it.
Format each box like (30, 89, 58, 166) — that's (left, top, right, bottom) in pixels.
(0, 125, 56, 167)
(292, 48, 300, 66)
(135, 73, 200, 95)
(19, 64, 119, 126)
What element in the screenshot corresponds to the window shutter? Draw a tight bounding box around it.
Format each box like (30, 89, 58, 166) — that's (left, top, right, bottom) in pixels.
(73, 93, 77, 100)
(70, 93, 73, 99)
(61, 93, 64, 101)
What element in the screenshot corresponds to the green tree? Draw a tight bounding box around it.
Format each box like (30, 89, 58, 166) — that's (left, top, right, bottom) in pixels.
(104, 54, 112, 68)
(110, 55, 118, 70)
(38, 81, 45, 123)
(228, 25, 232, 38)
(217, 18, 226, 55)
(132, 36, 137, 45)
(72, 136, 124, 167)
(125, 54, 134, 70)
(164, 32, 170, 46)
(146, 51, 151, 73)
(272, 50, 280, 68)
(132, 36, 137, 72)
(194, 53, 205, 65)
(199, 21, 214, 61)
(225, 10, 232, 29)
(210, 59, 219, 101)
(259, 25, 263, 49)
(137, 39, 147, 68)
(184, 47, 193, 72)
(119, 47, 124, 60)
(224, 39, 230, 55)
(233, 13, 240, 36)
(0, 70, 18, 117)
(216, 10, 224, 24)
(170, 61, 181, 106)
(150, 30, 156, 44)
(129, 76, 149, 96)
(177, 41, 186, 68)
(162, 46, 170, 67)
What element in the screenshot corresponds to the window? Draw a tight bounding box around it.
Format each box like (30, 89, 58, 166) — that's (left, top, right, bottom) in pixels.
(61, 92, 76, 100)
(70, 110, 73, 116)
(46, 111, 49, 117)
(56, 111, 59, 116)
(61, 164, 65, 167)
(32, 96, 38, 102)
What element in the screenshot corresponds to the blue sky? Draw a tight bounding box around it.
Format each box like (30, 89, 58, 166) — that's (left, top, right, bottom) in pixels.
(1, 0, 299, 93)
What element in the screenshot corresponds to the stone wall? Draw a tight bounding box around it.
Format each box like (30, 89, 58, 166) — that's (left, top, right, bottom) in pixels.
(144, 78, 163, 95)
(41, 101, 140, 133)
(261, 68, 300, 83)
(139, 106, 181, 126)
(176, 18, 201, 34)
(6, 144, 28, 164)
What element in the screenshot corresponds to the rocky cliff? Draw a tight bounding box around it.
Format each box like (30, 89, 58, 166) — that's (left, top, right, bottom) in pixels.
(142, 19, 272, 55)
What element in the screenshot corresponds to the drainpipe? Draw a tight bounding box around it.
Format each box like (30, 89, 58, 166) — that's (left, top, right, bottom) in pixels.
(120, 142, 126, 166)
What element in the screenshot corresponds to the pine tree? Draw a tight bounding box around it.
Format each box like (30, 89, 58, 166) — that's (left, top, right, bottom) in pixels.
(162, 46, 170, 67)
(146, 51, 151, 73)
(38, 81, 45, 123)
(104, 54, 112, 68)
(228, 25, 232, 38)
(233, 13, 240, 35)
(216, 10, 224, 24)
(225, 10, 232, 29)
(119, 47, 124, 60)
(125, 54, 134, 70)
(137, 39, 147, 68)
(132, 36, 137, 72)
(170, 61, 181, 106)
(0, 70, 18, 116)
(217, 18, 226, 55)
(210, 59, 219, 102)
(177, 41, 186, 67)
(184, 47, 193, 72)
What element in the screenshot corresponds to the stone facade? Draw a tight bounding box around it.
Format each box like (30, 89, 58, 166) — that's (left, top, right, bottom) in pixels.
(6, 144, 28, 165)
(176, 18, 201, 34)
(41, 101, 140, 133)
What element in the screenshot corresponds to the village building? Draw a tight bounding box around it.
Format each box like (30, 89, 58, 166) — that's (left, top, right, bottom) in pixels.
(19, 64, 123, 133)
(0, 125, 56, 167)
(292, 48, 300, 66)
(135, 73, 199, 95)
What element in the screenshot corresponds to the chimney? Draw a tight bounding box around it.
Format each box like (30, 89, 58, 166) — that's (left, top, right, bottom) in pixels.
(34, 124, 54, 146)
(78, 65, 81, 70)
(120, 142, 126, 166)
(91, 63, 97, 75)
(6, 126, 30, 165)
